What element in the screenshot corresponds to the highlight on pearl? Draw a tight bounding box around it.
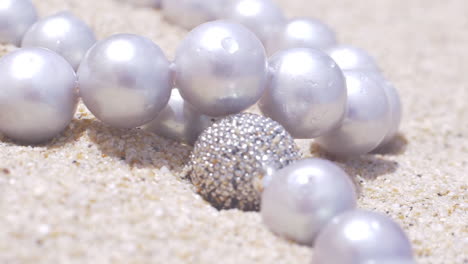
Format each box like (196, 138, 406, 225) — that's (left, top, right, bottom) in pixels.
(21, 11, 97, 70)
(266, 18, 337, 56)
(261, 158, 357, 245)
(0, 47, 78, 143)
(313, 210, 415, 264)
(78, 34, 172, 129)
(0, 0, 37, 46)
(143, 89, 215, 145)
(316, 70, 391, 156)
(326, 44, 380, 71)
(259, 48, 347, 139)
(174, 20, 268, 117)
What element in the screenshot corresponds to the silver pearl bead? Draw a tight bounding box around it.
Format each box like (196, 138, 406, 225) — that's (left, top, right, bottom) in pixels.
(222, 0, 285, 45)
(313, 210, 415, 264)
(326, 45, 380, 71)
(266, 18, 337, 56)
(259, 48, 347, 139)
(78, 34, 171, 129)
(349, 70, 402, 149)
(190, 113, 301, 211)
(261, 158, 356, 245)
(174, 21, 268, 117)
(0, 0, 37, 46)
(380, 82, 402, 146)
(316, 70, 391, 157)
(368, 72, 402, 148)
(143, 89, 215, 145)
(161, 0, 222, 29)
(0, 47, 78, 143)
(22, 11, 97, 70)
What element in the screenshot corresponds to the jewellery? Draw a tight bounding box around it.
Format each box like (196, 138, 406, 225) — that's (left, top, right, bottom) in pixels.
(266, 17, 337, 56)
(313, 210, 415, 264)
(0, 47, 77, 143)
(78, 33, 172, 128)
(261, 158, 357, 245)
(142, 89, 215, 145)
(0, 0, 37, 46)
(22, 11, 97, 70)
(316, 70, 392, 156)
(190, 113, 301, 211)
(258, 48, 347, 138)
(174, 20, 268, 117)
(0, 0, 413, 263)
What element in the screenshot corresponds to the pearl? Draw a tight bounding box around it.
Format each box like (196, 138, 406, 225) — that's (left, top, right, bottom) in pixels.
(259, 48, 347, 139)
(143, 89, 215, 145)
(190, 113, 301, 211)
(0, 47, 78, 143)
(349, 70, 402, 149)
(0, 0, 37, 46)
(313, 210, 415, 264)
(266, 18, 337, 56)
(316, 70, 391, 157)
(161, 0, 222, 29)
(261, 158, 356, 245)
(326, 45, 380, 71)
(380, 82, 402, 146)
(367, 72, 402, 148)
(223, 0, 285, 45)
(174, 21, 267, 117)
(78, 34, 172, 129)
(22, 11, 97, 70)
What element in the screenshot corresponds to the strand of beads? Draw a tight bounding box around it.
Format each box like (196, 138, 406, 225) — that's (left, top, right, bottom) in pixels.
(119, 1, 413, 263)
(0, 0, 97, 142)
(127, 0, 402, 155)
(0, 0, 413, 263)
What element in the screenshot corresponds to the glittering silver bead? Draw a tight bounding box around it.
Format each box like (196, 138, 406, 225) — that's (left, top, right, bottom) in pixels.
(189, 113, 301, 211)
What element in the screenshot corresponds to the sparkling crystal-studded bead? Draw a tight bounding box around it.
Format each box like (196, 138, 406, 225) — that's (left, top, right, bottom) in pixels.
(189, 113, 301, 211)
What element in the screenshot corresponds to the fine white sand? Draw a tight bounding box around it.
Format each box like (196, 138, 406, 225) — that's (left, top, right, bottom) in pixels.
(0, 0, 467, 263)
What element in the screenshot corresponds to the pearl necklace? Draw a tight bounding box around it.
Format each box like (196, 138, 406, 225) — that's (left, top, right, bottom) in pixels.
(0, 0, 413, 263)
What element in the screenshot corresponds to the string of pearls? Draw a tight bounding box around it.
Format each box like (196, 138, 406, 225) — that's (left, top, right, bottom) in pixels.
(0, 0, 413, 263)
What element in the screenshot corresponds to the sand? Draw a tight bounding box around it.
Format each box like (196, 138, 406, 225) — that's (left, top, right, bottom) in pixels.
(0, 0, 467, 263)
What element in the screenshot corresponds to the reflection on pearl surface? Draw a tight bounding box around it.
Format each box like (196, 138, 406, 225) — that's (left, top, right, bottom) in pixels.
(143, 89, 215, 145)
(223, 0, 285, 45)
(0, 47, 78, 143)
(22, 11, 96, 70)
(261, 158, 357, 245)
(316, 70, 391, 156)
(0, 0, 37, 46)
(161, 0, 222, 29)
(313, 210, 414, 264)
(266, 18, 337, 56)
(78, 34, 171, 128)
(259, 48, 346, 138)
(174, 21, 267, 117)
(326, 45, 380, 71)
